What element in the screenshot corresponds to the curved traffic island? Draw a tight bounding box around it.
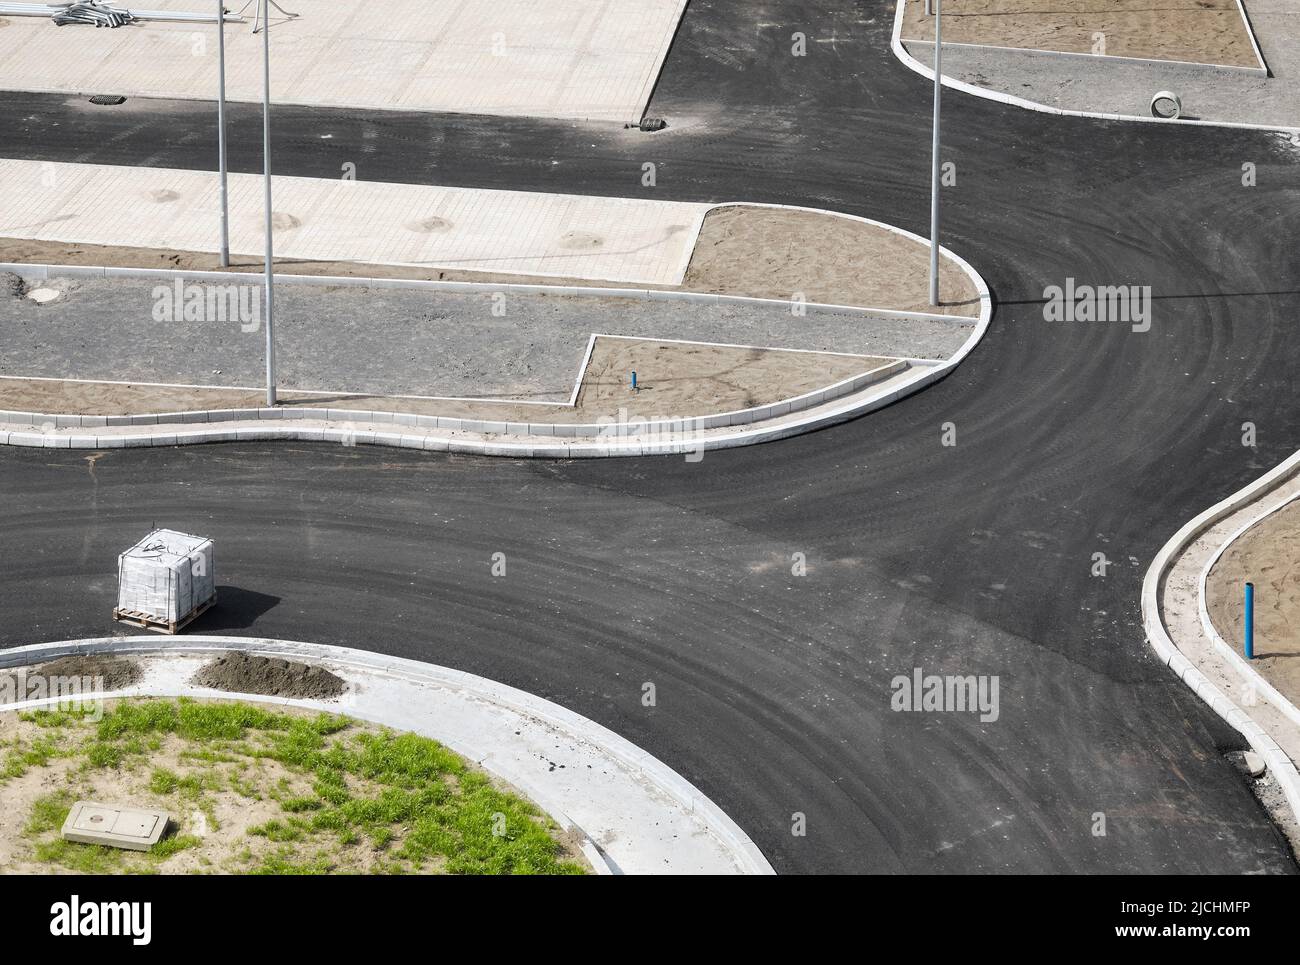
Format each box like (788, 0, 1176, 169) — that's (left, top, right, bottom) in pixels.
(0, 162, 991, 458)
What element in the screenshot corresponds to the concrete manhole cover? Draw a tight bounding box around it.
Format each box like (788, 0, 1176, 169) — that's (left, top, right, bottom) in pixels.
(26, 287, 60, 304)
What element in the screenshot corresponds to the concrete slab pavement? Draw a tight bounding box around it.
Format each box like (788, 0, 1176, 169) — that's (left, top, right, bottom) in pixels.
(0, 159, 709, 287)
(0, 0, 689, 123)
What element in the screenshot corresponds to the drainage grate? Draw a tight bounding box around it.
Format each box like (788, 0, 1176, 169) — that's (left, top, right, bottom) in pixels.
(88, 94, 127, 105)
(638, 117, 667, 132)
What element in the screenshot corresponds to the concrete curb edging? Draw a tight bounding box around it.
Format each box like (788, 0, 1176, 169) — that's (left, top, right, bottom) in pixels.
(0, 358, 913, 441)
(0, 635, 775, 875)
(1140, 450, 1300, 829)
(889, 0, 1300, 135)
(0, 209, 993, 457)
(1197, 494, 1300, 730)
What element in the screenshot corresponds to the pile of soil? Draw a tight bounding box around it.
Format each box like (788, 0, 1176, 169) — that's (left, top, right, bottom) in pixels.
(32, 654, 143, 691)
(192, 652, 345, 700)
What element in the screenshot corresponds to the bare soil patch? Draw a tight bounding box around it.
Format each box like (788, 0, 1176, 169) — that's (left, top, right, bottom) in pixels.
(683, 206, 979, 316)
(35, 655, 142, 691)
(900, 0, 1261, 70)
(192, 652, 346, 700)
(577, 338, 888, 416)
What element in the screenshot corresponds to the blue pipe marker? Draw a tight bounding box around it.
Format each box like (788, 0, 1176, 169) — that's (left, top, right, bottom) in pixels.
(631, 370, 638, 391)
(1244, 582, 1254, 660)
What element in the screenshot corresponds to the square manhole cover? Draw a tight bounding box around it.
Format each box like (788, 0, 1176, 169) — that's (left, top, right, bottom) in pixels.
(62, 801, 169, 851)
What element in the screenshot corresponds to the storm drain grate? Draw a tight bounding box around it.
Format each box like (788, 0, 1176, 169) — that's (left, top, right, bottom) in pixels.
(89, 94, 127, 105)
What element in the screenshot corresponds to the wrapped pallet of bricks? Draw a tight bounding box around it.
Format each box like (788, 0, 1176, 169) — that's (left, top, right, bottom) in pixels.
(113, 529, 216, 634)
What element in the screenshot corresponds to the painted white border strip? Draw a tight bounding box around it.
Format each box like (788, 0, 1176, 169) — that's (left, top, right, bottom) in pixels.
(890, 0, 1300, 135)
(1197, 494, 1300, 729)
(1141, 449, 1300, 830)
(596, 332, 894, 361)
(1236, 0, 1270, 76)
(0, 635, 774, 875)
(567, 333, 600, 406)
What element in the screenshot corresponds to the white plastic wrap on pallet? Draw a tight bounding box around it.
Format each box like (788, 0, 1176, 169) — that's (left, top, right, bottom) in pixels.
(116, 529, 215, 622)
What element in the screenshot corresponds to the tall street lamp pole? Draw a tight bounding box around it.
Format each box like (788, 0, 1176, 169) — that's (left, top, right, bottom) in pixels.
(928, 0, 942, 307)
(261, 0, 276, 406)
(217, 0, 229, 267)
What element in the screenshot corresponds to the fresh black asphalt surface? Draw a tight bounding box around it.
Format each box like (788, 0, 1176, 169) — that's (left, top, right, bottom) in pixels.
(2, 1, 1299, 872)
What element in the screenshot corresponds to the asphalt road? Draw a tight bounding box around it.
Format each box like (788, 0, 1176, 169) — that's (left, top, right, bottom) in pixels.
(2, 0, 1299, 873)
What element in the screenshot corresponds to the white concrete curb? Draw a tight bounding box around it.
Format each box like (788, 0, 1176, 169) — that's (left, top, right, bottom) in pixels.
(889, 0, 1300, 135)
(0, 210, 993, 458)
(1141, 450, 1300, 829)
(1197, 494, 1300, 730)
(0, 635, 775, 875)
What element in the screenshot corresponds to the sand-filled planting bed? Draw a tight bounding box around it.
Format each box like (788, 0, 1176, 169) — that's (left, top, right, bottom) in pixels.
(901, 0, 1262, 70)
(684, 206, 979, 316)
(1206, 498, 1300, 705)
(0, 687, 588, 874)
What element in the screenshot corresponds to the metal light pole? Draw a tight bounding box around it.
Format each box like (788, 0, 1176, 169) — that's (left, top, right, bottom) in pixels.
(261, 0, 276, 405)
(928, 0, 942, 307)
(217, 0, 230, 267)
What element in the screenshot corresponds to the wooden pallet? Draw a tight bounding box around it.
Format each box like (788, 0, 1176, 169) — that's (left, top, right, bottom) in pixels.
(112, 594, 216, 635)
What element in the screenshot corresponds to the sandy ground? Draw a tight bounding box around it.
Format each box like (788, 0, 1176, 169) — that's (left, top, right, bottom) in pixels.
(900, 0, 1262, 70)
(1206, 498, 1300, 705)
(575, 339, 887, 416)
(0, 696, 588, 874)
(683, 206, 978, 316)
(0, 203, 979, 317)
(0, 338, 887, 423)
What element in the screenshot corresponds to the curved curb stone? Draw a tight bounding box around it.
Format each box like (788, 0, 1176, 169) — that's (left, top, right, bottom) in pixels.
(1141, 451, 1300, 832)
(0, 635, 775, 876)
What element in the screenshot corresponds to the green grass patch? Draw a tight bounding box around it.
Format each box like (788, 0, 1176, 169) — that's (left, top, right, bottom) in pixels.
(7, 698, 585, 875)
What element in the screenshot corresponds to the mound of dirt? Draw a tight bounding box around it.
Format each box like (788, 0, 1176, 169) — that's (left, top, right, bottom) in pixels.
(192, 652, 345, 700)
(33, 654, 143, 691)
